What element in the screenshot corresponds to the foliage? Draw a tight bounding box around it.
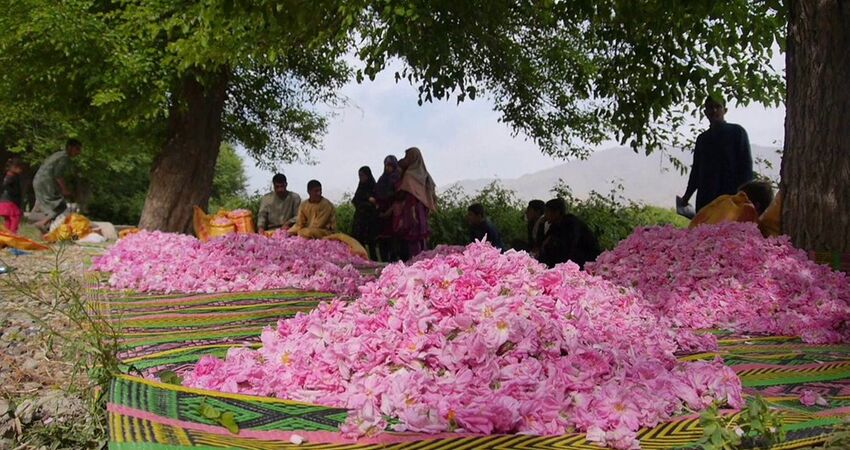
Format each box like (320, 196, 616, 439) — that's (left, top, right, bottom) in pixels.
(1, 1, 786, 176)
(353, 0, 785, 156)
(552, 180, 689, 250)
(0, 246, 125, 448)
(429, 182, 527, 249)
(211, 144, 247, 202)
(0, 0, 350, 162)
(335, 194, 355, 236)
(82, 143, 249, 224)
(422, 181, 686, 251)
(692, 395, 785, 450)
(0, 1, 787, 231)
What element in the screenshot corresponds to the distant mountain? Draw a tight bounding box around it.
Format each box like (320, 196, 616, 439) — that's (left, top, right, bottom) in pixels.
(443, 145, 781, 207)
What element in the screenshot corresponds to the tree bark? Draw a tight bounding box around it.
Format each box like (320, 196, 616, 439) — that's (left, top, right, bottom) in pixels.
(138, 73, 229, 233)
(782, 0, 850, 253)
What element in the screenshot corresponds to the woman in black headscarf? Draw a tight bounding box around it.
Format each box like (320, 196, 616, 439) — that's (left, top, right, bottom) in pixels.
(373, 155, 402, 261)
(351, 166, 378, 260)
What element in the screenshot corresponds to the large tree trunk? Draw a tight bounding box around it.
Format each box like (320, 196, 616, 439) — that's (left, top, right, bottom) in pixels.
(139, 73, 229, 233)
(781, 0, 850, 253)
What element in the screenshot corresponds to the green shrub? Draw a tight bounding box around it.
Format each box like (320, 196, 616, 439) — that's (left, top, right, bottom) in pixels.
(428, 182, 527, 248)
(335, 195, 355, 235)
(425, 180, 687, 251)
(551, 180, 688, 250)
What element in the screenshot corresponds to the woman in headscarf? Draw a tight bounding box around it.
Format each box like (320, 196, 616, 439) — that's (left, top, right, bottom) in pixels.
(351, 166, 378, 260)
(374, 155, 402, 261)
(395, 147, 438, 259)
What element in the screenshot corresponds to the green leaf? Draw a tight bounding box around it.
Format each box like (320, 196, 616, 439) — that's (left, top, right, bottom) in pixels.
(198, 400, 221, 420)
(219, 411, 240, 434)
(158, 370, 183, 386)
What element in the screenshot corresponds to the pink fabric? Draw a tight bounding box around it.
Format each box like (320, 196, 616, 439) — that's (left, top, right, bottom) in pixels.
(0, 201, 21, 233)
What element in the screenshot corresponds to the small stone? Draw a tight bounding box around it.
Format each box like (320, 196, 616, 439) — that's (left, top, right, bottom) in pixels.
(36, 390, 84, 417)
(21, 358, 40, 372)
(14, 399, 35, 424)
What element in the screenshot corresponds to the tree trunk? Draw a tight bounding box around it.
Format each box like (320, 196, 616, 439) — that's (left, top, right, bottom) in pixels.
(781, 0, 850, 253)
(138, 73, 229, 233)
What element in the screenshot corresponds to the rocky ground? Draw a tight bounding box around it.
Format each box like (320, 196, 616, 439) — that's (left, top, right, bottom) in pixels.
(0, 233, 108, 450)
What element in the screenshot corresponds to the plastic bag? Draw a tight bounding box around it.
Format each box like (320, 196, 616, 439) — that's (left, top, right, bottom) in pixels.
(0, 230, 49, 251)
(118, 228, 141, 239)
(689, 192, 759, 229)
(208, 216, 236, 239)
(227, 209, 255, 234)
(758, 191, 782, 237)
(193, 206, 212, 242)
(44, 213, 93, 243)
(675, 196, 695, 219)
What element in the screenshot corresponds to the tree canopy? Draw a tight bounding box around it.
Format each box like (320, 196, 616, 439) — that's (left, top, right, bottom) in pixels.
(2, 0, 786, 158)
(0, 0, 788, 231)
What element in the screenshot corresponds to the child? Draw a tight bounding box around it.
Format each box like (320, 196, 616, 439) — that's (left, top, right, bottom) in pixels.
(0, 158, 25, 234)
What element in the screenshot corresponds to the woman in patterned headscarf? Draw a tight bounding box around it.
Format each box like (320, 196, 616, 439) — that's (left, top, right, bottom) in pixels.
(395, 147, 438, 259)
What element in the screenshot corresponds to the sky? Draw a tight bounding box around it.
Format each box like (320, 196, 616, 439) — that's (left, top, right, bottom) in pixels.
(241, 59, 786, 201)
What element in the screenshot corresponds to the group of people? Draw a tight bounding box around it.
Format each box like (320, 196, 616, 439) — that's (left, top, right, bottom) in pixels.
(1, 94, 775, 271)
(680, 94, 781, 236)
(350, 147, 438, 261)
(464, 199, 601, 269)
(258, 147, 438, 261)
(0, 138, 82, 234)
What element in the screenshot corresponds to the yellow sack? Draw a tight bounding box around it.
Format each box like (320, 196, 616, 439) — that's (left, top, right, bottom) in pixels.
(208, 216, 236, 239)
(758, 191, 782, 237)
(323, 233, 369, 259)
(193, 206, 212, 242)
(44, 213, 92, 243)
(0, 230, 49, 251)
(227, 209, 255, 234)
(118, 228, 141, 239)
(689, 192, 759, 229)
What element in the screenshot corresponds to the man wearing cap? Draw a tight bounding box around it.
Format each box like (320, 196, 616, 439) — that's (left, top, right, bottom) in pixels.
(680, 95, 753, 213)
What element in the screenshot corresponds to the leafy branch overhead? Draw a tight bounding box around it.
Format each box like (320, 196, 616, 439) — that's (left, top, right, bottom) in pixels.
(352, 0, 785, 156)
(1, 0, 784, 163)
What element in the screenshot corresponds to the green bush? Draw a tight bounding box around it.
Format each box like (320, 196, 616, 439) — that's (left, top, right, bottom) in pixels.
(552, 180, 688, 250)
(429, 182, 527, 248)
(335, 195, 355, 235)
(424, 180, 687, 251)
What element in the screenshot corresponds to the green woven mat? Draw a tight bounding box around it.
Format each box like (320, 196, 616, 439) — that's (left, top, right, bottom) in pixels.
(102, 290, 850, 449)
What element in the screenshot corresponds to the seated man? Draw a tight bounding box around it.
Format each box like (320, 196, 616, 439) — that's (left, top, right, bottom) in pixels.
(288, 180, 336, 239)
(539, 198, 601, 269)
(525, 199, 546, 256)
(466, 203, 504, 250)
(689, 180, 774, 231)
(257, 173, 301, 234)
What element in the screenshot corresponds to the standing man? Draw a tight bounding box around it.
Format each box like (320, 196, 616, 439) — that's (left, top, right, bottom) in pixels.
(32, 138, 82, 231)
(257, 173, 301, 234)
(681, 95, 753, 213)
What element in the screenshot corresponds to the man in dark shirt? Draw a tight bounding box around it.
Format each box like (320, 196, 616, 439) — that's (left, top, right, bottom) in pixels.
(539, 198, 600, 269)
(681, 95, 753, 212)
(467, 203, 504, 250)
